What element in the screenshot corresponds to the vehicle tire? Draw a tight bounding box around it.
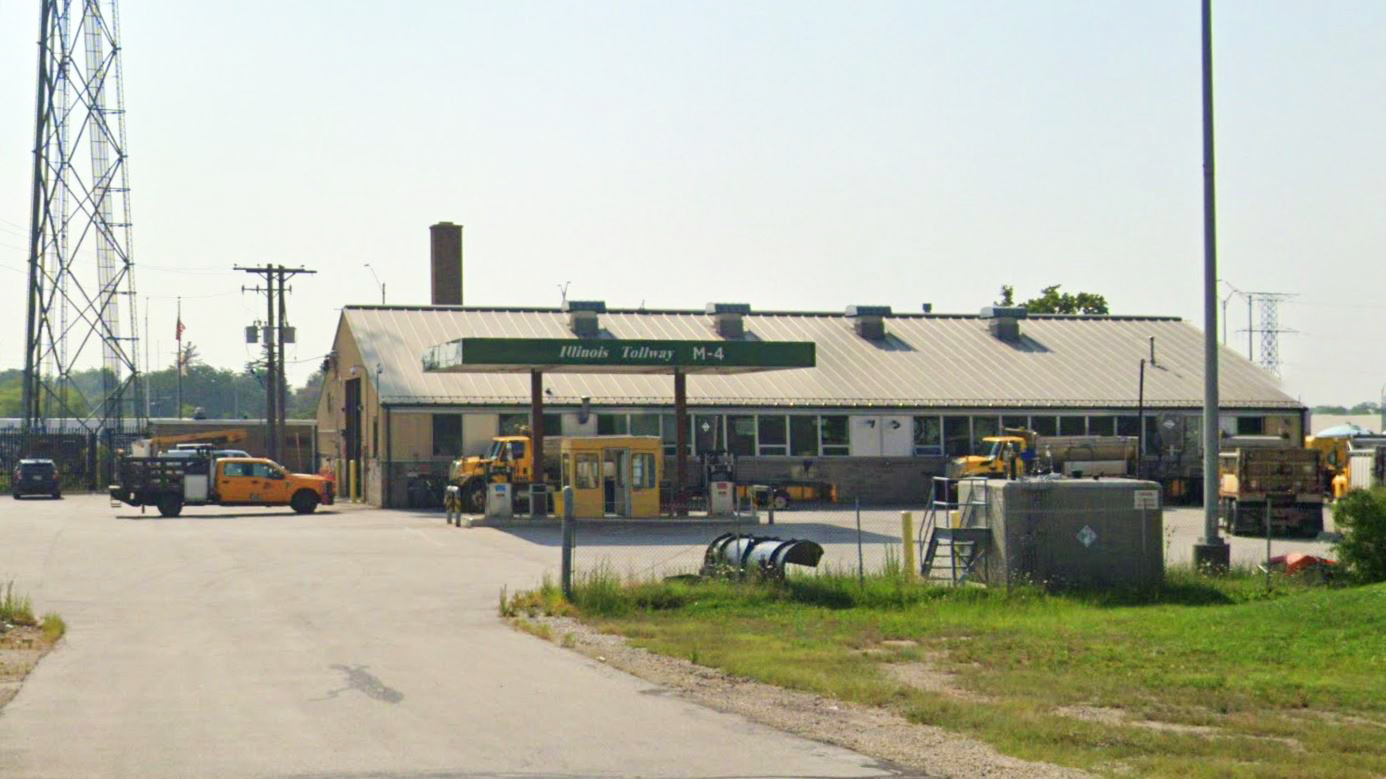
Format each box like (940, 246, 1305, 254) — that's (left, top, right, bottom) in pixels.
(290, 489, 320, 515)
(462, 481, 486, 514)
(772, 491, 790, 510)
(157, 495, 183, 518)
(52, 490, 61, 500)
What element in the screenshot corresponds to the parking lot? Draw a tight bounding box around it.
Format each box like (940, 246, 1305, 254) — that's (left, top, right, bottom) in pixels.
(0, 494, 889, 779)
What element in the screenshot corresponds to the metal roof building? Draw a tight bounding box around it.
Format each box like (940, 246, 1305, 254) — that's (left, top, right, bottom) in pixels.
(317, 303, 1304, 507)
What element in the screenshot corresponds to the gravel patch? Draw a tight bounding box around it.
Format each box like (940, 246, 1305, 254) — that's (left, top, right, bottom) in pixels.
(516, 615, 1089, 779)
(0, 626, 52, 711)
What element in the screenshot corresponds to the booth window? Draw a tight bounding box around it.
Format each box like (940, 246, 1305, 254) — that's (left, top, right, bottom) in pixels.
(913, 416, 941, 455)
(575, 453, 600, 489)
(820, 415, 849, 456)
(757, 415, 787, 455)
(728, 415, 756, 456)
(632, 453, 657, 489)
(597, 414, 628, 435)
(789, 416, 818, 456)
(432, 414, 462, 457)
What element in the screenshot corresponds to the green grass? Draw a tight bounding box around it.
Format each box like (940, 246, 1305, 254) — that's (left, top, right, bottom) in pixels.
(0, 581, 35, 626)
(508, 568, 1386, 778)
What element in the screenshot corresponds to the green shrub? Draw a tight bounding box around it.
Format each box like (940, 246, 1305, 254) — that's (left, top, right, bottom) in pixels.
(1332, 488, 1386, 583)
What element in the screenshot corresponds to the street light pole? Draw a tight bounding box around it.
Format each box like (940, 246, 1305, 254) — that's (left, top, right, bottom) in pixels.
(364, 264, 385, 305)
(1195, 0, 1230, 572)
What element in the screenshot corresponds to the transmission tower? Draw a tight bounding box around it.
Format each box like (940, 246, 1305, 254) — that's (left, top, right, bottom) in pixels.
(22, 0, 143, 461)
(1245, 292, 1295, 377)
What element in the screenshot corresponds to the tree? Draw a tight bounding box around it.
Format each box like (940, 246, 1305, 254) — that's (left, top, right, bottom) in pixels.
(999, 284, 1109, 315)
(1333, 488, 1386, 583)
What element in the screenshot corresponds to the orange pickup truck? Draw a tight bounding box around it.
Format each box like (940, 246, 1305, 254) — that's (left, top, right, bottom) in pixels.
(109, 455, 334, 517)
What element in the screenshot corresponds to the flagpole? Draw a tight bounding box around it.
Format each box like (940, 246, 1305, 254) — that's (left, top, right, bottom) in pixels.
(176, 297, 183, 420)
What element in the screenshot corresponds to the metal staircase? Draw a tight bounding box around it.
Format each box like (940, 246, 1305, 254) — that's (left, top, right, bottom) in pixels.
(919, 477, 992, 585)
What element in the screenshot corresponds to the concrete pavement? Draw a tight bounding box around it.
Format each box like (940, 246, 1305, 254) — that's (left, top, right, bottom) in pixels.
(0, 495, 895, 779)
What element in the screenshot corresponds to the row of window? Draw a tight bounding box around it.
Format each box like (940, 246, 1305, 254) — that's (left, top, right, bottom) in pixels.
(432, 411, 1274, 459)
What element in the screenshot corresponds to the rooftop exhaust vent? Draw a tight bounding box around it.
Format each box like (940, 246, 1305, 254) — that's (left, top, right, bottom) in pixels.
(564, 300, 606, 337)
(980, 305, 1027, 342)
(706, 302, 751, 338)
(846, 305, 892, 340)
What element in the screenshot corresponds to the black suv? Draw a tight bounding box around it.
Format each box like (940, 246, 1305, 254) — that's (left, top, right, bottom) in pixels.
(12, 458, 61, 499)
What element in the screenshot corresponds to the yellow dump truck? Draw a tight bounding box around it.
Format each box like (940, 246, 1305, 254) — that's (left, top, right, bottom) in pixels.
(947, 428, 1137, 480)
(1218, 437, 1322, 537)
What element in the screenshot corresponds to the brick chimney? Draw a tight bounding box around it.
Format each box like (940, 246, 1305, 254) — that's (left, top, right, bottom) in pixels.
(429, 222, 463, 305)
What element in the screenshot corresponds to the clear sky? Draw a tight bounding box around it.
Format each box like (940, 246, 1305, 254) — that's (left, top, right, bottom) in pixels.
(1, 1, 1383, 405)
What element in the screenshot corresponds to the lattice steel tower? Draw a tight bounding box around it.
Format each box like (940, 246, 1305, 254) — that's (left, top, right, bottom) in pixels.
(22, 0, 142, 451)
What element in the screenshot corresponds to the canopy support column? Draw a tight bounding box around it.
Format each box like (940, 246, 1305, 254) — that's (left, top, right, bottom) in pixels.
(530, 370, 546, 517)
(674, 369, 688, 516)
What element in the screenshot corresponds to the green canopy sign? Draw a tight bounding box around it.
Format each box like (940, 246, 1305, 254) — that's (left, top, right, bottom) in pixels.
(423, 337, 815, 375)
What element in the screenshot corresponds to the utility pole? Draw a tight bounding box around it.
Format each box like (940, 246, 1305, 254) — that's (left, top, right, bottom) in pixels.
(237, 264, 315, 464)
(276, 266, 289, 463)
(1194, 0, 1230, 572)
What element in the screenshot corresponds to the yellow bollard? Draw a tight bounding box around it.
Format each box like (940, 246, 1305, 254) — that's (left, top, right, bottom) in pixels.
(900, 511, 916, 580)
(348, 460, 358, 502)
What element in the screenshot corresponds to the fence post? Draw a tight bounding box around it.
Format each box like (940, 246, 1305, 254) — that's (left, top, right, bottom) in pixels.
(855, 497, 865, 588)
(900, 511, 915, 581)
(1264, 498, 1272, 593)
(561, 485, 575, 599)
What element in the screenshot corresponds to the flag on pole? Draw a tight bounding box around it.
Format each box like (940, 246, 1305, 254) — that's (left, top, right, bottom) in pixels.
(176, 317, 185, 340)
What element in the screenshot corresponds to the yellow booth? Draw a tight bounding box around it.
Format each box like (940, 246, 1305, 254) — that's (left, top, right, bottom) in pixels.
(557, 435, 662, 518)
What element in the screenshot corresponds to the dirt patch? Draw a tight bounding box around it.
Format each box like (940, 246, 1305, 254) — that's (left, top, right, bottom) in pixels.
(882, 659, 990, 703)
(515, 615, 1089, 779)
(1056, 705, 1301, 748)
(0, 625, 58, 711)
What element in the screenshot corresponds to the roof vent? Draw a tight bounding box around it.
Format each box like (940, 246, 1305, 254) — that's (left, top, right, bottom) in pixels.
(846, 305, 891, 340)
(564, 299, 606, 337)
(980, 305, 1027, 342)
(706, 302, 751, 338)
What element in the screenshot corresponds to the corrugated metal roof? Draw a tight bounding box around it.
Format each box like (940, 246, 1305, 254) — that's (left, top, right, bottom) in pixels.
(341, 306, 1301, 411)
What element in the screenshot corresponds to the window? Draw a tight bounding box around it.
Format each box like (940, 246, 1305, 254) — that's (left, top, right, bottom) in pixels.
(1144, 416, 1161, 455)
(432, 414, 462, 457)
(562, 454, 573, 488)
(913, 416, 942, 456)
(757, 415, 788, 456)
(1117, 416, 1140, 437)
(694, 414, 723, 454)
(789, 416, 819, 456)
(499, 413, 528, 436)
(728, 415, 756, 456)
(510, 440, 526, 461)
(661, 414, 686, 456)
(575, 453, 600, 489)
(223, 462, 249, 477)
(1031, 416, 1058, 436)
(630, 414, 661, 437)
(1088, 416, 1116, 436)
(1001, 415, 1028, 431)
(972, 416, 1000, 450)
(597, 413, 628, 435)
(1059, 416, 1085, 436)
(1236, 416, 1265, 435)
(820, 415, 849, 456)
(943, 416, 971, 456)
(632, 453, 657, 489)
(250, 463, 277, 479)
(542, 413, 562, 437)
